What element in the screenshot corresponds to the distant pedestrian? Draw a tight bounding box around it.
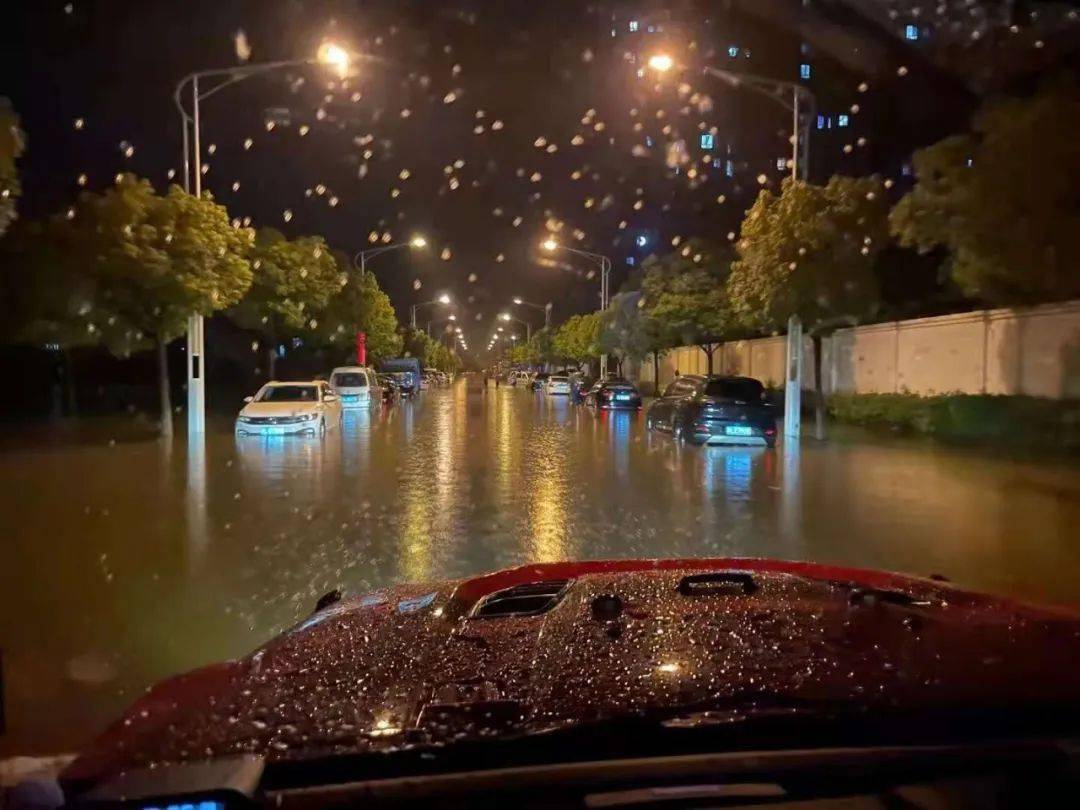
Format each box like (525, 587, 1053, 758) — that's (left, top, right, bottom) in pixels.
(495, 374, 500, 388)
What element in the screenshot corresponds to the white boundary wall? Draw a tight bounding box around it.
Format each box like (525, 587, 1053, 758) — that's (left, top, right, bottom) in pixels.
(636, 300, 1080, 400)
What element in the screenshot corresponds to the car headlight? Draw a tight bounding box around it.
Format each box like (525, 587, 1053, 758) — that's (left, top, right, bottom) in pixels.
(237, 416, 251, 423)
(299, 412, 319, 421)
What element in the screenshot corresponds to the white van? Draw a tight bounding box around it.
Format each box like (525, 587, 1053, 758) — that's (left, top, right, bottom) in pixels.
(329, 366, 382, 407)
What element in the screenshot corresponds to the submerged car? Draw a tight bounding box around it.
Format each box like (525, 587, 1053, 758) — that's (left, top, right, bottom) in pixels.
(647, 374, 777, 447)
(585, 377, 643, 409)
(376, 373, 400, 402)
(235, 381, 341, 437)
(329, 366, 382, 408)
(59, 558, 1080, 808)
(545, 374, 571, 395)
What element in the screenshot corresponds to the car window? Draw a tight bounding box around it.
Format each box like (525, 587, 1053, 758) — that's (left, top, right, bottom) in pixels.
(332, 372, 367, 387)
(703, 379, 764, 401)
(257, 385, 317, 402)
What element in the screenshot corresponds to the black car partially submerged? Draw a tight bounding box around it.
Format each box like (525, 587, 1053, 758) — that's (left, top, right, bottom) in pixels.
(646, 374, 777, 446)
(585, 378, 643, 409)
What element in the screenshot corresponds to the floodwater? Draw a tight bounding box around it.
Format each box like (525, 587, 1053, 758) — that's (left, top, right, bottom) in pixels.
(2, 376, 1078, 755)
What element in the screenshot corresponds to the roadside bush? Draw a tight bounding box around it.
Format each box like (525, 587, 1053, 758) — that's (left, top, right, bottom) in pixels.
(827, 393, 1080, 451)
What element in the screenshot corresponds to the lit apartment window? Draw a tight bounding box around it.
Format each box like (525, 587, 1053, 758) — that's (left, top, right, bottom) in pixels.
(905, 24, 919, 41)
(816, 114, 825, 130)
(728, 45, 739, 58)
(838, 114, 850, 127)
(776, 157, 788, 171)
(725, 159, 735, 177)
(629, 20, 639, 32)
(700, 133, 715, 149)
(800, 63, 811, 80)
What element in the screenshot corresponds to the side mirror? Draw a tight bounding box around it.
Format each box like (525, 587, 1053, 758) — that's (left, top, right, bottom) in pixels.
(243, 396, 254, 403)
(324, 394, 338, 402)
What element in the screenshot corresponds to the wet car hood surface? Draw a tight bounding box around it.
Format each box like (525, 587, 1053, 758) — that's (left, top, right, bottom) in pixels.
(64, 559, 1080, 786)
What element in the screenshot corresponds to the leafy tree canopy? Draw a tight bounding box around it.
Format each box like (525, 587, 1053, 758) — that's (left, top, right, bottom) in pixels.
(553, 312, 603, 366)
(0, 97, 24, 238)
(312, 253, 403, 363)
(729, 176, 888, 333)
(640, 238, 735, 349)
(889, 80, 1080, 304)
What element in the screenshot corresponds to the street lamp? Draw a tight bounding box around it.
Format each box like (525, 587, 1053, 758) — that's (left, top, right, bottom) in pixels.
(499, 312, 532, 341)
(540, 238, 613, 376)
(354, 234, 428, 278)
(647, 52, 816, 182)
(512, 296, 552, 328)
(174, 41, 353, 440)
(649, 52, 815, 438)
(410, 293, 452, 329)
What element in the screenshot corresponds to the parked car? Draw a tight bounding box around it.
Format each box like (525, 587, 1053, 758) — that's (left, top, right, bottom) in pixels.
(329, 366, 381, 408)
(585, 377, 643, 409)
(545, 375, 571, 396)
(646, 374, 777, 447)
(235, 381, 341, 437)
(530, 372, 551, 391)
(376, 357, 422, 395)
(376, 373, 400, 402)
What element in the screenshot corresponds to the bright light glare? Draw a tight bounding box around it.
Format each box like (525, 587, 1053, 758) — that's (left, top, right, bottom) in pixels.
(410, 235, 427, 248)
(500, 313, 511, 321)
(448, 314, 457, 321)
(541, 238, 558, 251)
(438, 293, 452, 304)
(512, 297, 523, 305)
(317, 42, 351, 76)
(648, 54, 674, 73)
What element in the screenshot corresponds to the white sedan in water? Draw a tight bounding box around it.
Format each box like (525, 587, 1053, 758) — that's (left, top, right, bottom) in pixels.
(545, 375, 571, 396)
(235, 381, 342, 437)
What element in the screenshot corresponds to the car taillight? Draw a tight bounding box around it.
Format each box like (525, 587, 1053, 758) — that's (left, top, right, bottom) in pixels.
(765, 427, 776, 435)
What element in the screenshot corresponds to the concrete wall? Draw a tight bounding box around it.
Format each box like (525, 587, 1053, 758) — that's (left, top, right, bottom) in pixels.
(636, 300, 1080, 400)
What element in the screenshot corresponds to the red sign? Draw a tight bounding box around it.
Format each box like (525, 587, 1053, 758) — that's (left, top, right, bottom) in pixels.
(356, 331, 367, 366)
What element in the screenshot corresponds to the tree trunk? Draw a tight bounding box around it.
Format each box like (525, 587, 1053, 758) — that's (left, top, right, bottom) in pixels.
(157, 337, 173, 439)
(266, 346, 277, 381)
(812, 332, 825, 440)
(652, 351, 660, 395)
(702, 344, 715, 374)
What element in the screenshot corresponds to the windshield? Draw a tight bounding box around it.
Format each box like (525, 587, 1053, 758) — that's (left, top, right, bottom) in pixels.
(703, 379, 764, 402)
(257, 385, 319, 402)
(331, 373, 367, 388)
(3, 0, 1078, 793)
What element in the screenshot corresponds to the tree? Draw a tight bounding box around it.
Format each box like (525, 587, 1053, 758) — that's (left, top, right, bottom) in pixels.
(229, 228, 341, 379)
(728, 175, 889, 434)
(312, 252, 403, 364)
(65, 175, 254, 436)
(889, 81, 1080, 305)
(0, 98, 24, 238)
(598, 291, 652, 377)
(640, 239, 735, 373)
(553, 312, 603, 369)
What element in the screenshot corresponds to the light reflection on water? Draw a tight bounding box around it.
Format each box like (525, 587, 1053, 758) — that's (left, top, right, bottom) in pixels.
(1, 377, 1079, 755)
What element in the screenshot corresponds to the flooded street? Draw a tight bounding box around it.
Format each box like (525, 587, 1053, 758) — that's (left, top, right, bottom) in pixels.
(2, 376, 1079, 755)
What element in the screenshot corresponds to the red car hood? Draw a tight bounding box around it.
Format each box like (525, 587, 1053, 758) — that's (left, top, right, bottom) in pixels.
(63, 558, 1080, 788)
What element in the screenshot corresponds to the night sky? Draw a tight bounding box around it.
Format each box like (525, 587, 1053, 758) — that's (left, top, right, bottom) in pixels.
(5, 1, 1074, 356)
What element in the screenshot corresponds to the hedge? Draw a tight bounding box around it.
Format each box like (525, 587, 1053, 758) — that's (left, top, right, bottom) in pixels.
(826, 393, 1080, 451)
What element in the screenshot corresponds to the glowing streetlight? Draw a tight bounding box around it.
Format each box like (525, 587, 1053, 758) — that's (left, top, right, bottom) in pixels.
(541, 238, 559, 252)
(411, 293, 453, 328)
(317, 41, 351, 77)
(409, 235, 427, 248)
(512, 297, 524, 305)
(648, 53, 674, 73)
(512, 296, 552, 328)
(499, 313, 511, 321)
(438, 293, 452, 305)
(355, 234, 427, 278)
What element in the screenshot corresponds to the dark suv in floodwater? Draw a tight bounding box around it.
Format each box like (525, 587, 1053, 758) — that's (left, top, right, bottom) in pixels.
(646, 375, 777, 447)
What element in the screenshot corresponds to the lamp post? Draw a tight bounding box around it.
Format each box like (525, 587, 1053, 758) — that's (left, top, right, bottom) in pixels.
(410, 293, 452, 329)
(539, 239, 611, 376)
(648, 53, 816, 439)
(499, 312, 531, 341)
(354, 235, 427, 278)
(512, 296, 552, 329)
(647, 54, 816, 182)
(173, 42, 352, 441)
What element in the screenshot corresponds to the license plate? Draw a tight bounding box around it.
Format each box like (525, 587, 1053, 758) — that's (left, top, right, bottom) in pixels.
(343, 395, 359, 402)
(725, 425, 753, 436)
(616, 394, 630, 401)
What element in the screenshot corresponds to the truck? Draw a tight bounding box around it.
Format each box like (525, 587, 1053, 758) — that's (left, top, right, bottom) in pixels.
(376, 357, 422, 397)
